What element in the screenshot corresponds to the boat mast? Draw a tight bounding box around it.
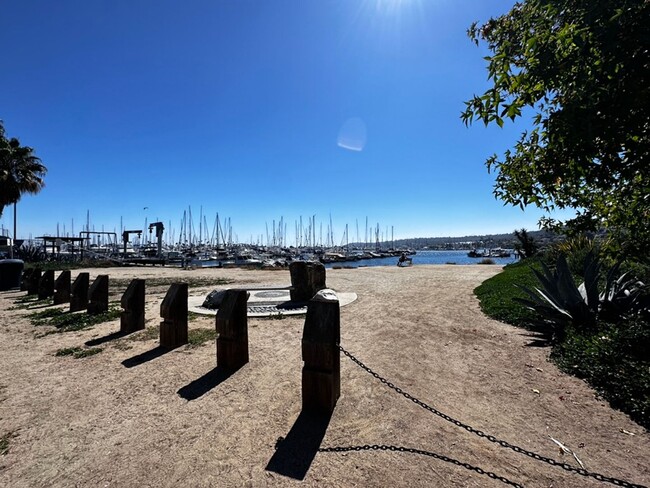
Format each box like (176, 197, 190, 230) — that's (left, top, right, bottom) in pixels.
(199, 205, 203, 246)
(365, 216, 368, 249)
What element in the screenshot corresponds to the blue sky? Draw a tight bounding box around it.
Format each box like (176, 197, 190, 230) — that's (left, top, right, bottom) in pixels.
(0, 0, 569, 244)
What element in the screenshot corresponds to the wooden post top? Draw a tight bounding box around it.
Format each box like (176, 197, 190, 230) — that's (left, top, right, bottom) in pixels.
(121, 279, 145, 308)
(161, 283, 188, 320)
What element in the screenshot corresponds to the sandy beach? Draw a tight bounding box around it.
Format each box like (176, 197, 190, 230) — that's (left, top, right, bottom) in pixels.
(0, 264, 648, 488)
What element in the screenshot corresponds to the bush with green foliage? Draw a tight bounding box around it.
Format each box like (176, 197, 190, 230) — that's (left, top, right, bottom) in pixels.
(514, 252, 648, 341)
(546, 234, 606, 277)
(15, 244, 46, 263)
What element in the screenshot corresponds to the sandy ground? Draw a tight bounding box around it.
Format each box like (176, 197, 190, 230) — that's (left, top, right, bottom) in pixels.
(0, 264, 648, 488)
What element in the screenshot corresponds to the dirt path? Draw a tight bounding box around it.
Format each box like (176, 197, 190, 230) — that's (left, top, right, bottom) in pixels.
(0, 265, 648, 487)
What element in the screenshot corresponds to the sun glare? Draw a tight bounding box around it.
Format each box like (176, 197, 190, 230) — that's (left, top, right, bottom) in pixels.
(374, 0, 417, 13)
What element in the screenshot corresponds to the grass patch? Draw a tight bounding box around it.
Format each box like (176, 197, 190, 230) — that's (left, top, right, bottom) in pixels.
(187, 328, 217, 347)
(25, 260, 118, 271)
(1, 434, 10, 455)
(10, 296, 53, 310)
(13, 295, 40, 304)
(30, 307, 121, 333)
(127, 326, 159, 342)
(55, 346, 103, 359)
(111, 326, 159, 349)
(1, 432, 17, 455)
(474, 258, 543, 327)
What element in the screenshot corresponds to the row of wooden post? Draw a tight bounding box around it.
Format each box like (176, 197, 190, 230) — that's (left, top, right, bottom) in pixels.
(20, 268, 340, 414)
(21, 268, 145, 334)
(159, 285, 340, 414)
(22, 268, 109, 314)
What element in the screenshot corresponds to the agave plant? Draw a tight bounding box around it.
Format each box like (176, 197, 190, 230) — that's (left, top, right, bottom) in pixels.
(515, 252, 648, 340)
(599, 263, 647, 322)
(14, 244, 46, 263)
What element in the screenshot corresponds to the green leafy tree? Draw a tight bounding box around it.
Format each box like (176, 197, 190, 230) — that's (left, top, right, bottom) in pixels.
(462, 0, 649, 258)
(0, 121, 47, 255)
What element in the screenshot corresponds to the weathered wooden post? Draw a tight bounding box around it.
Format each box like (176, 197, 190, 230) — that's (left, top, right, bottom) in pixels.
(290, 261, 326, 302)
(216, 289, 249, 370)
(0, 259, 24, 291)
(70, 272, 90, 312)
(38, 269, 55, 300)
(88, 275, 109, 314)
(160, 283, 188, 349)
(20, 268, 33, 291)
(302, 289, 340, 414)
(27, 268, 42, 296)
(121, 279, 145, 334)
(53, 270, 71, 305)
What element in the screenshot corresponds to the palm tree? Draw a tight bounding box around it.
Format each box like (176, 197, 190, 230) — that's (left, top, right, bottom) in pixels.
(0, 122, 47, 257)
(513, 228, 538, 259)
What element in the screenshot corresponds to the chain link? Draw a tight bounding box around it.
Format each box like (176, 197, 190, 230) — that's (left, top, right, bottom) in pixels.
(319, 444, 524, 487)
(337, 344, 647, 488)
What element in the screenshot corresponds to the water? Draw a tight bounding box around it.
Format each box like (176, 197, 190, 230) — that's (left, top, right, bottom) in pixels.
(192, 250, 518, 269)
(324, 250, 517, 268)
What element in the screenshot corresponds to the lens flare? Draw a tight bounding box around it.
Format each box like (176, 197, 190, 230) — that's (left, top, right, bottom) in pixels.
(337, 117, 367, 152)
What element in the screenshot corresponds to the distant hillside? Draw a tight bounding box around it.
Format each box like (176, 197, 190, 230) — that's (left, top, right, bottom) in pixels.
(355, 230, 563, 250)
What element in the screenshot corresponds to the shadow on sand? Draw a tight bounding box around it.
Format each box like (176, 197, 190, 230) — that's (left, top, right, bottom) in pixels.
(86, 330, 130, 347)
(265, 411, 332, 480)
(121, 346, 170, 368)
(177, 365, 243, 401)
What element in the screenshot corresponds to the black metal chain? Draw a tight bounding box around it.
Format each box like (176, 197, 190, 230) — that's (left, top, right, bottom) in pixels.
(319, 444, 524, 487)
(337, 344, 647, 488)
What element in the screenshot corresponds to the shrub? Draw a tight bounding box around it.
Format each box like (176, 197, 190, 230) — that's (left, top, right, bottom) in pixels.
(545, 234, 605, 278)
(514, 252, 648, 341)
(15, 244, 46, 263)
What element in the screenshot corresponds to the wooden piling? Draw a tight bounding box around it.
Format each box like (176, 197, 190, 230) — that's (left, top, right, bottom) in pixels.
(70, 272, 90, 312)
(160, 283, 188, 349)
(27, 268, 41, 296)
(53, 270, 71, 305)
(301, 289, 340, 414)
(88, 275, 109, 315)
(121, 279, 145, 334)
(216, 289, 249, 370)
(290, 261, 326, 302)
(20, 268, 33, 292)
(38, 269, 55, 300)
